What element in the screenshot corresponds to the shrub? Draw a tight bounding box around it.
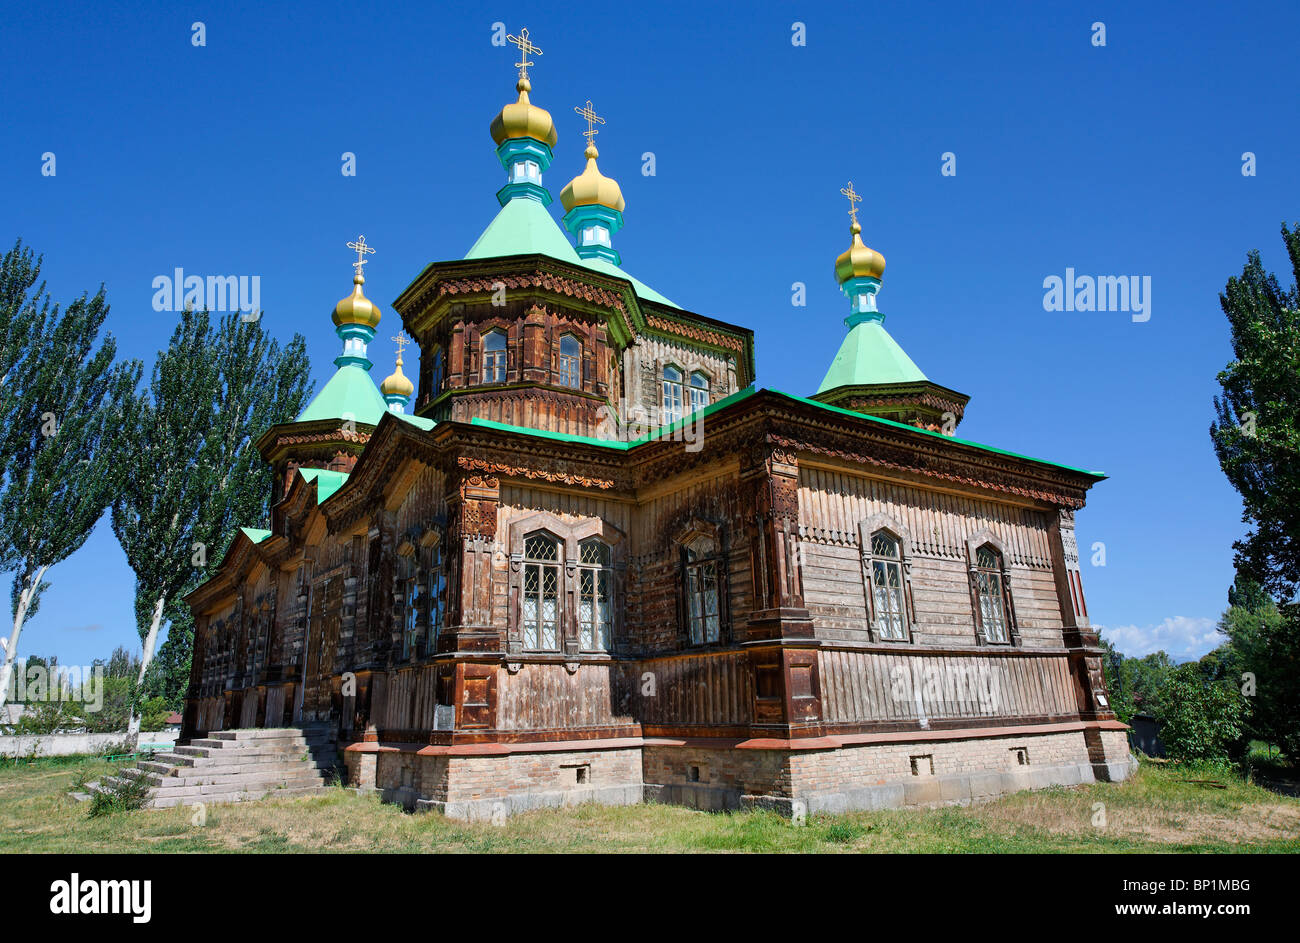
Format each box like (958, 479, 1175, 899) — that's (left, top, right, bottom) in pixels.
(1155, 663, 1251, 763)
(88, 770, 153, 817)
(139, 697, 171, 732)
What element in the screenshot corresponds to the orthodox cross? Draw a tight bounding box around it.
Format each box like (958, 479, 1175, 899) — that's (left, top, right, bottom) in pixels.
(507, 28, 542, 80)
(347, 235, 375, 277)
(840, 182, 862, 228)
(391, 334, 409, 362)
(574, 100, 604, 148)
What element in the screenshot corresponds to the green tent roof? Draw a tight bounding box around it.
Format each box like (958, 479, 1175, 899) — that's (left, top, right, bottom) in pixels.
(240, 527, 271, 544)
(297, 468, 349, 502)
(394, 411, 435, 431)
(296, 363, 389, 425)
(816, 318, 927, 393)
(464, 196, 682, 310)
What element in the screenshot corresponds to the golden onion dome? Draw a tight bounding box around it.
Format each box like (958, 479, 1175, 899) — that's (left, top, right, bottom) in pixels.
(490, 77, 558, 148)
(332, 274, 382, 330)
(560, 144, 626, 213)
(380, 352, 414, 398)
(834, 222, 887, 283)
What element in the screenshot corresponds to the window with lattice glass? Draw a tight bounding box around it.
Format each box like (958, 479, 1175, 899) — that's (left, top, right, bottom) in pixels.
(430, 347, 444, 396)
(871, 531, 907, 640)
(559, 335, 581, 389)
(522, 532, 561, 650)
(684, 534, 722, 645)
(689, 371, 709, 413)
(483, 331, 506, 383)
(424, 542, 446, 655)
(400, 561, 422, 659)
(662, 365, 683, 424)
(578, 539, 612, 650)
(975, 545, 1010, 643)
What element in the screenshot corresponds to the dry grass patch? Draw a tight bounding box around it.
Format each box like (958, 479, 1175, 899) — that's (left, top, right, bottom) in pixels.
(1, 754, 1297, 853)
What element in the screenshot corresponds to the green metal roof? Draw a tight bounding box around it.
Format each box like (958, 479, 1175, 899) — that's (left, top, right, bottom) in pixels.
(394, 411, 435, 431)
(297, 468, 350, 503)
(576, 255, 681, 309)
(240, 527, 271, 544)
(464, 197, 682, 310)
(770, 388, 1105, 478)
(466, 386, 1103, 478)
(816, 318, 927, 393)
(466, 196, 581, 263)
(296, 363, 389, 425)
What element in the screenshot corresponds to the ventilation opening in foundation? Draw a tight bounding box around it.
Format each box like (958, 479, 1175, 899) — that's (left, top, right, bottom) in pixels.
(562, 763, 591, 786)
(1011, 747, 1029, 766)
(687, 764, 706, 783)
(910, 755, 934, 776)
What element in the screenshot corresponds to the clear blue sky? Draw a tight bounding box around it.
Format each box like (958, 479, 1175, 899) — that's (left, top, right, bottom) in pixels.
(3, 0, 1295, 669)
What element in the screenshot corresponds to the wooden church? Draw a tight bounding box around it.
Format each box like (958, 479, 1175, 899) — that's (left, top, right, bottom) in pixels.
(181, 30, 1132, 819)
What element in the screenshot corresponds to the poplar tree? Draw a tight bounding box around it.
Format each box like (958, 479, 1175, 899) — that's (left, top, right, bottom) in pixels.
(111, 308, 311, 740)
(1210, 222, 1300, 599)
(1210, 222, 1300, 761)
(0, 248, 141, 714)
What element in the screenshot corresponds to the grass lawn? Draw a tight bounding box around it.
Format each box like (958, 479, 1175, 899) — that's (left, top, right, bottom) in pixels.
(1, 754, 1297, 853)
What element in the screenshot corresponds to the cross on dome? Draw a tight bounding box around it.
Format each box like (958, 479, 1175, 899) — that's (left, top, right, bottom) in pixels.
(347, 235, 376, 277)
(506, 28, 543, 80)
(574, 100, 604, 148)
(840, 182, 862, 229)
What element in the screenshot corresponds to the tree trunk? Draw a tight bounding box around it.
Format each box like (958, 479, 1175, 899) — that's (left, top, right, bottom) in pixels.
(126, 594, 166, 746)
(0, 567, 49, 716)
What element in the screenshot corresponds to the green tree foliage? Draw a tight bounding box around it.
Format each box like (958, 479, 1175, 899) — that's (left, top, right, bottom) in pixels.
(142, 605, 193, 710)
(0, 242, 141, 714)
(1210, 222, 1300, 600)
(110, 308, 311, 737)
(1098, 639, 1175, 722)
(1214, 579, 1300, 759)
(1209, 224, 1300, 765)
(1155, 663, 1252, 763)
(1098, 638, 1136, 726)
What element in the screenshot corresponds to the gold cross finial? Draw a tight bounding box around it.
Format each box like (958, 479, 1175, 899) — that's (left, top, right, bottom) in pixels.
(391, 334, 409, 362)
(346, 235, 375, 277)
(840, 182, 862, 228)
(574, 100, 605, 148)
(506, 28, 543, 80)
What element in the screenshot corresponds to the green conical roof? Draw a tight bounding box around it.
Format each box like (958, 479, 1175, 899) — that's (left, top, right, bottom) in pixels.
(816, 318, 927, 393)
(296, 363, 389, 425)
(465, 197, 682, 309)
(466, 196, 581, 262)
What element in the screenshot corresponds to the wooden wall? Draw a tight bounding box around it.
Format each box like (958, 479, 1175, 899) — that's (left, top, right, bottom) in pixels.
(797, 465, 1067, 649)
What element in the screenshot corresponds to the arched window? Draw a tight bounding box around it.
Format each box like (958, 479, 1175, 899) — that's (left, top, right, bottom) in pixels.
(870, 531, 907, 640)
(578, 539, 612, 650)
(662, 365, 683, 424)
(483, 330, 507, 383)
(424, 541, 446, 657)
(974, 545, 1010, 643)
(683, 533, 723, 645)
(689, 371, 710, 413)
(559, 335, 581, 389)
(522, 532, 561, 650)
(429, 347, 444, 396)
(400, 554, 422, 659)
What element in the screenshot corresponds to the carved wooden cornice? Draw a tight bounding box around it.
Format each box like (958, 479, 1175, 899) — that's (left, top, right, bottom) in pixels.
(643, 312, 748, 355)
(457, 454, 615, 491)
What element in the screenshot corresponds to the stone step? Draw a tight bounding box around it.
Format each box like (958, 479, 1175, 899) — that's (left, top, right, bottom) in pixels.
(149, 785, 329, 809)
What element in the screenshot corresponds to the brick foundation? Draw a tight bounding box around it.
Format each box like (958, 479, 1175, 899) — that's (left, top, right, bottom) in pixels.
(343, 723, 1135, 820)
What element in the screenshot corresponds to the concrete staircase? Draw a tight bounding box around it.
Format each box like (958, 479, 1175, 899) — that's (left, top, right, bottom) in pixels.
(76, 727, 340, 810)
